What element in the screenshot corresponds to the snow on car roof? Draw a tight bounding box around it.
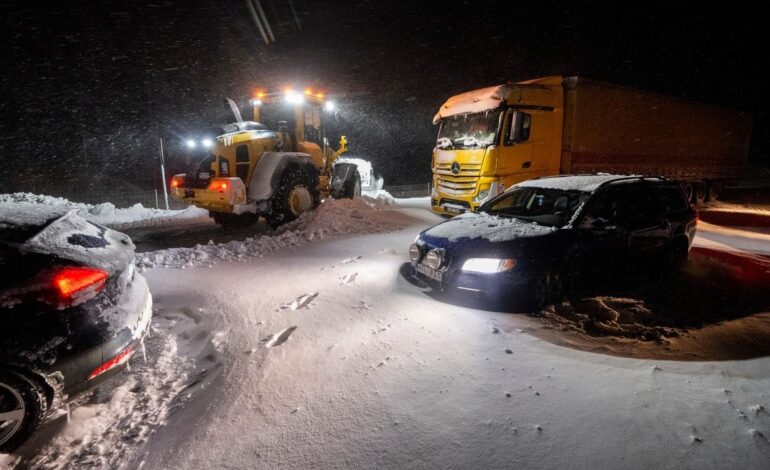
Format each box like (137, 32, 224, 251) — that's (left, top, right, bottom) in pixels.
(514, 174, 634, 192)
(432, 84, 512, 124)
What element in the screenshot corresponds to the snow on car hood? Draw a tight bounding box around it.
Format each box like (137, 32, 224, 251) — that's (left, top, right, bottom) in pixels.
(422, 212, 556, 243)
(20, 210, 135, 273)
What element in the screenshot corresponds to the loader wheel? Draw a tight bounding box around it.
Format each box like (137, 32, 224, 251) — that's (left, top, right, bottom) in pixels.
(270, 168, 320, 227)
(330, 163, 361, 199)
(0, 371, 47, 453)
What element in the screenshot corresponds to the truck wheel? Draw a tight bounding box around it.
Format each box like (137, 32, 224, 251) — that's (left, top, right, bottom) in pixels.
(694, 183, 706, 204)
(347, 174, 362, 199)
(681, 183, 694, 204)
(271, 168, 320, 226)
(704, 182, 722, 202)
(0, 371, 47, 453)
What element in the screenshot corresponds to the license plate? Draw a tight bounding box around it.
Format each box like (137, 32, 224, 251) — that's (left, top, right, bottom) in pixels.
(443, 205, 463, 214)
(415, 263, 443, 282)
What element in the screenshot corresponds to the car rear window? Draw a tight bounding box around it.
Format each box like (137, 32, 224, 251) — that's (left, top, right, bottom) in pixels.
(656, 186, 689, 213)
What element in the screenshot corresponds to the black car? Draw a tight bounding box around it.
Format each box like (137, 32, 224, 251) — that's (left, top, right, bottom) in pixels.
(409, 175, 697, 308)
(0, 208, 152, 452)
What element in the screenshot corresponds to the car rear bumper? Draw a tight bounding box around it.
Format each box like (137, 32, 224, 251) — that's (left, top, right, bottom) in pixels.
(1, 274, 153, 401)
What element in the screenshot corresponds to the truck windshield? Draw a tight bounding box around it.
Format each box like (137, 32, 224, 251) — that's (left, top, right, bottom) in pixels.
(479, 187, 589, 228)
(436, 110, 501, 150)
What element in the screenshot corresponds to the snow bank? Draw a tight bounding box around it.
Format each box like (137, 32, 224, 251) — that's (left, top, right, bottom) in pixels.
(0, 192, 207, 228)
(136, 197, 407, 270)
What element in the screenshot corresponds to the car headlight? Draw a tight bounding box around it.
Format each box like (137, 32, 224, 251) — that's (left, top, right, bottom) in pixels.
(461, 258, 516, 273)
(424, 249, 443, 270)
(409, 243, 422, 262)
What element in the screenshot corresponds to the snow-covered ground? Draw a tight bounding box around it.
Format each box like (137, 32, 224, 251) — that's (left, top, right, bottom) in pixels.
(3, 195, 770, 469)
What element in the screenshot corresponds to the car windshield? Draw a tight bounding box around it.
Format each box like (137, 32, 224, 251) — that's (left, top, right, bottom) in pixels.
(479, 187, 589, 227)
(436, 110, 501, 149)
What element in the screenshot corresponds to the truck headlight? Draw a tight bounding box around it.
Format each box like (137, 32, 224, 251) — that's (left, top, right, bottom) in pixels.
(473, 189, 490, 203)
(424, 249, 443, 270)
(461, 258, 516, 273)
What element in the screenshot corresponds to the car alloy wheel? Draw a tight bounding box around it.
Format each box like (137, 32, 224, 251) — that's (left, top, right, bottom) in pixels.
(0, 382, 25, 447)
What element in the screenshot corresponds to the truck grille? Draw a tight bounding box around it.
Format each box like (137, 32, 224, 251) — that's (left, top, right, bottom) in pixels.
(435, 162, 482, 177)
(435, 162, 481, 195)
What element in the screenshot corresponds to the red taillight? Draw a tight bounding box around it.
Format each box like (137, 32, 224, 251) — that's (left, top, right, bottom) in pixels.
(170, 175, 185, 189)
(208, 180, 229, 191)
(695, 210, 700, 226)
(88, 346, 134, 380)
(53, 267, 108, 300)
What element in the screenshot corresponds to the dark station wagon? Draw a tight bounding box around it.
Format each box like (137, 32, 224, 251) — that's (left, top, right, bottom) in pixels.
(410, 175, 698, 308)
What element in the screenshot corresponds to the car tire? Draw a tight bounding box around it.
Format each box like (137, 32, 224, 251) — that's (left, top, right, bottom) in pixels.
(270, 167, 320, 227)
(664, 239, 689, 274)
(0, 371, 47, 453)
(526, 271, 563, 311)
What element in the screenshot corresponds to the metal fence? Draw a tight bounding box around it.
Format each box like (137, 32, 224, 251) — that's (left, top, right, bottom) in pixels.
(13, 183, 432, 210)
(39, 189, 189, 210)
(382, 182, 432, 198)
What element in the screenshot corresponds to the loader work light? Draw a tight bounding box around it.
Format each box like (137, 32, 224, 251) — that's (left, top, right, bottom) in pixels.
(324, 101, 336, 112)
(186, 139, 197, 148)
(284, 90, 305, 105)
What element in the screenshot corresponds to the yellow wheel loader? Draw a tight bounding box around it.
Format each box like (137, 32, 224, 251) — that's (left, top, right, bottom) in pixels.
(170, 89, 371, 228)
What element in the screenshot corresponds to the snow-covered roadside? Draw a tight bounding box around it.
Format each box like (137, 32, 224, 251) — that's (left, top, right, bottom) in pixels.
(0, 193, 207, 229)
(130, 227, 770, 469)
(135, 197, 424, 270)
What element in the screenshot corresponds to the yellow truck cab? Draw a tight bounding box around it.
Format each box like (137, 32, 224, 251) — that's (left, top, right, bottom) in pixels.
(431, 76, 750, 215)
(432, 76, 564, 215)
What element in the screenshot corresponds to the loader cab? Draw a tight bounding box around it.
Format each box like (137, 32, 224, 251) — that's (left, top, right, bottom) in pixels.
(251, 90, 338, 173)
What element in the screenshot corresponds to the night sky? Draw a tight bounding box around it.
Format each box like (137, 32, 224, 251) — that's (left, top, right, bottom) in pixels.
(1, 0, 768, 196)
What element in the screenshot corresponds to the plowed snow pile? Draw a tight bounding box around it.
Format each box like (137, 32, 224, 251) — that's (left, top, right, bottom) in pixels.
(535, 297, 681, 340)
(136, 197, 407, 269)
(0, 192, 206, 228)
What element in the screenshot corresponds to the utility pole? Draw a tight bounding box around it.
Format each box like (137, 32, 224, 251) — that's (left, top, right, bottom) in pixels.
(287, 0, 302, 30)
(254, 0, 275, 42)
(159, 138, 170, 210)
(245, 0, 271, 44)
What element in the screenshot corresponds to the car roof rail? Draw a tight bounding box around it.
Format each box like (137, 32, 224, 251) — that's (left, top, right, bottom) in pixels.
(596, 175, 669, 189)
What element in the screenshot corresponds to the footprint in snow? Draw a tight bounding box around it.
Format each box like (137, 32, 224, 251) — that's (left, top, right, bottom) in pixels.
(750, 429, 770, 458)
(265, 326, 298, 348)
(282, 292, 319, 310)
(341, 273, 358, 285)
(342, 255, 362, 264)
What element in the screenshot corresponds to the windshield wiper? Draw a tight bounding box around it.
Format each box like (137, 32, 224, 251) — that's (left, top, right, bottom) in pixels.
(435, 137, 453, 150)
